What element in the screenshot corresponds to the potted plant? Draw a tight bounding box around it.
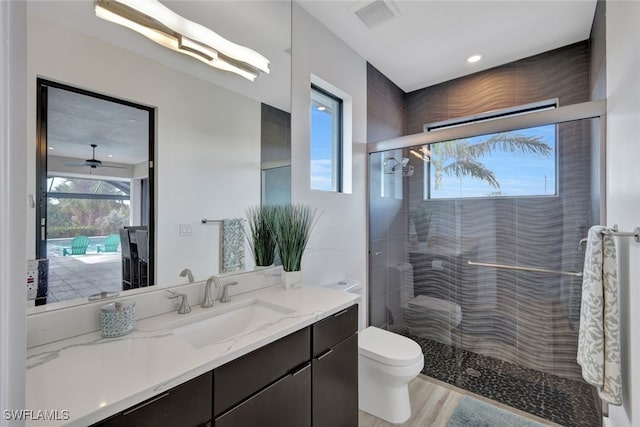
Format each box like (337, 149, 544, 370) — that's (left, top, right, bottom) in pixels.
(272, 204, 317, 288)
(245, 205, 278, 268)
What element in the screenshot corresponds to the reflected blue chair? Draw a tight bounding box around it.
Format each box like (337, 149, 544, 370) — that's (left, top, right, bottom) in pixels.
(62, 235, 90, 256)
(97, 234, 121, 253)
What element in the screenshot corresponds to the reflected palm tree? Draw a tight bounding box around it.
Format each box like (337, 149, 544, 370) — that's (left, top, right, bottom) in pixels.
(429, 133, 552, 190)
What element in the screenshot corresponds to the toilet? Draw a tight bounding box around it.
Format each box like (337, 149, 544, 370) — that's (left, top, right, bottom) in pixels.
(322, 280, 424, 424)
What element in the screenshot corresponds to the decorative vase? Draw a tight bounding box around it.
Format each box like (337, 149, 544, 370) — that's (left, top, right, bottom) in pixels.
(282, 270, 303, 289)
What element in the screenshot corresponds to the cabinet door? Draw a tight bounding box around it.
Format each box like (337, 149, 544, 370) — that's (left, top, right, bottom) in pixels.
(214, 326, 310, 416)
(312, 334, 358, 427)
(94, 372, 212, 427)
(215, 363, 311, 427)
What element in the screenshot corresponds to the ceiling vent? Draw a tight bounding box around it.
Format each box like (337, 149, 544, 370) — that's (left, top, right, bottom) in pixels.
(353, 0, 399, 28)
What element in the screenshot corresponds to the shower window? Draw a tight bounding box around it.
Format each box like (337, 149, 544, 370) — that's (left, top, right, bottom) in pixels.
(422, 125, 557, 199)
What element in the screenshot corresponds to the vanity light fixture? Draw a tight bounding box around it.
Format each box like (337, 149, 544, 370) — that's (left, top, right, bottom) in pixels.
(467, 54, 482, 63)
(95, 0, 270, 81)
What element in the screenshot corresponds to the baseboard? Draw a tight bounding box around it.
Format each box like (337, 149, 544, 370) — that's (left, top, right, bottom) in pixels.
(603, 416, 613, 427)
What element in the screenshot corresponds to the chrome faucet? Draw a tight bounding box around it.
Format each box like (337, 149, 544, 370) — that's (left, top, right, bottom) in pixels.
(179, 268, 194, 283)
(202, 277, 216, 308)
(167, 290, 191, 314)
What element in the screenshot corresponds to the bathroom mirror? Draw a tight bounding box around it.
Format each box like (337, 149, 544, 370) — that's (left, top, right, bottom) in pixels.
(26, 0, 291, 309)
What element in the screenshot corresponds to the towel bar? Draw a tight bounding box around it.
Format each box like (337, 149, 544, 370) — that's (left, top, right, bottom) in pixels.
(579, 224, 640, 245)
(201, 218, 247, 224)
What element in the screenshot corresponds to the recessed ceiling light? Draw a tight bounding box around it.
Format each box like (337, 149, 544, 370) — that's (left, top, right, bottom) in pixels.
(128, 119, 137, 123)
(467, 54, 482, 63)
(108, 154, 113, 158)
(48, 146, 54, 150)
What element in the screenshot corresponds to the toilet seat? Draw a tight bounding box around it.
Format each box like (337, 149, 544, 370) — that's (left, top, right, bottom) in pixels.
(358, 326, 423, 367)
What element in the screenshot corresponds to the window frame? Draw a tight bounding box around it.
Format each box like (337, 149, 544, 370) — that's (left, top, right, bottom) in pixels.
(310, 83, 344, 193)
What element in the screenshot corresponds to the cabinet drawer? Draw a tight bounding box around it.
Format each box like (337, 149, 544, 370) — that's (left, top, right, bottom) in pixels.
(214, 326, 310, 416)
(215, 362, 311, 427)
(94, 372, 212, 427)
(312, 304, 357, 357)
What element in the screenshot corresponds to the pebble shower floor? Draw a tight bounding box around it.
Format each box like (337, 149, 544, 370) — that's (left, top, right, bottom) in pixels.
(406, 333, 602, 427)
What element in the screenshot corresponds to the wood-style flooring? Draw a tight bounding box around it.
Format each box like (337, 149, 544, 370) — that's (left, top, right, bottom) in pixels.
(358, 374, 563, 427)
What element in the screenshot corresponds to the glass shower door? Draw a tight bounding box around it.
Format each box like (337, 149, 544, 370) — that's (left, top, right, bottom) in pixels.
(369, 117, 602, 427)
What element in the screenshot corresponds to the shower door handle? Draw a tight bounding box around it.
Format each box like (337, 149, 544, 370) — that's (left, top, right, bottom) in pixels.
(467, 260, 583, 277)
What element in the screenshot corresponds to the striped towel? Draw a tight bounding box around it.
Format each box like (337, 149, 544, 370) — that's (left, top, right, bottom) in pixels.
(577, 226, 622, 405)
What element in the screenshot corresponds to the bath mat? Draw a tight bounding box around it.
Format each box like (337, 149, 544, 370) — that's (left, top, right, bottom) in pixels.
(447, 396, 546, 427)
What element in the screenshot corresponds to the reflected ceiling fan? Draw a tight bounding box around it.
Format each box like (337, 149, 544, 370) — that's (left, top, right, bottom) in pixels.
(63, 144, 127, 169)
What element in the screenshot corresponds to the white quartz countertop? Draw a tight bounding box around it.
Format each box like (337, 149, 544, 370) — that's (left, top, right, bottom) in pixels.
(26, 285, 359, 427)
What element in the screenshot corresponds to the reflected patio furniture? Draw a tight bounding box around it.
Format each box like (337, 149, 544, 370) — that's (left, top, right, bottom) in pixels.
(97, 234, 121, 253)
(120, 226, 148, 290)
(119, 229, 139, 290)
(136, 230, 149, 287)
(62, 235, 90, 256)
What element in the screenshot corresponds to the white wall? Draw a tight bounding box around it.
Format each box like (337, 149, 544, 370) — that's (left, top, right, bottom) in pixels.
(27, 14, 261, 287)
(606, 2, 640, 426)
(291, 4, 368, 320)
(0, 1, 27, 424)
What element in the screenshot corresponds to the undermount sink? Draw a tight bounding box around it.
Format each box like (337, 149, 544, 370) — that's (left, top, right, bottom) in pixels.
(163, 299, 296, 349)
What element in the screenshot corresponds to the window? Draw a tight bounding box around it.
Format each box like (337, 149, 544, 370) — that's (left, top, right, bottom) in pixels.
(46, 176, 131, 247)
(422, 125, 557, 199)
(310, 84, 342, 192)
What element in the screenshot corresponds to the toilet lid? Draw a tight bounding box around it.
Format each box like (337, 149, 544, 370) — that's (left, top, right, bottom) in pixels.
(358, 327, 423, 367)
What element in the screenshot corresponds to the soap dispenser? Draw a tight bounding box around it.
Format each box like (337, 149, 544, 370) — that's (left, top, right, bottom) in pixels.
(101, 301, 136, 338)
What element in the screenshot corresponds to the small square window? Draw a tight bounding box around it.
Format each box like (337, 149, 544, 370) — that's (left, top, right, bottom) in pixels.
(310, 84, 342, 192)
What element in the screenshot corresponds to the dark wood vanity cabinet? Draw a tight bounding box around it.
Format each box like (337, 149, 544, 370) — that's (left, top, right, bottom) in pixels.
(93, 304, 357, 427)
(93, 371, 212, 427)
(215, 362, 311, 427)
(213, 327, 311, 426)
(312, 305, 359, 427)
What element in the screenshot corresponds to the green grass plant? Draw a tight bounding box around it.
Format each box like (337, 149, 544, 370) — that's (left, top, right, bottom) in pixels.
(245, 205, 278, 267)
(272, 204, 317, 272)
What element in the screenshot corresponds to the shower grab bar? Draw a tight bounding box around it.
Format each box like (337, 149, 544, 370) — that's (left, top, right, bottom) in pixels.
(467, 260, 583, 277)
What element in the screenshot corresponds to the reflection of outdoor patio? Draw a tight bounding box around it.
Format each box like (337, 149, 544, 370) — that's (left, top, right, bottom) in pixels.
(47, 253, 122, 303)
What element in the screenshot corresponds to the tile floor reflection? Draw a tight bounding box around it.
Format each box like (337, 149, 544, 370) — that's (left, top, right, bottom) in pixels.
(47, 254, 121, 303)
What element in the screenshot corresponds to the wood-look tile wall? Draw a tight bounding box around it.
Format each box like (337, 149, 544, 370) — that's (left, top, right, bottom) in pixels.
(261, 103, 291, 164)
(406, 41, 590, 134)
(590, 0, 607, 101)
(366, 63, 406, 143)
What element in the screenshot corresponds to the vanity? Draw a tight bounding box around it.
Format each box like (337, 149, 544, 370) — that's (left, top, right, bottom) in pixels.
(26, 283, 359, 427)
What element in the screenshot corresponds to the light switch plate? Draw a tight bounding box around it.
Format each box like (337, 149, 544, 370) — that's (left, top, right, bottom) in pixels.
(179, 224, 192, 236)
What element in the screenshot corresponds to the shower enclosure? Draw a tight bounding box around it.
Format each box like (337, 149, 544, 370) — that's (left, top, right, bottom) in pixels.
(368, 102, 605, 427)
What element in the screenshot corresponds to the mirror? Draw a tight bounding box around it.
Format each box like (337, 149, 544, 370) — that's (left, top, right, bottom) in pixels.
(26, 0, 291, 308)
(35, 80, 155, 305)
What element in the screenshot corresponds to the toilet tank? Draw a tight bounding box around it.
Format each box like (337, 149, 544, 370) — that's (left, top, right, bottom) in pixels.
(324, 280, 365, 331)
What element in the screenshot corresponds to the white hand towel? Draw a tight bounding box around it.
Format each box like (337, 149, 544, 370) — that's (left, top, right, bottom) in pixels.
(577, 226, 622, 405)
